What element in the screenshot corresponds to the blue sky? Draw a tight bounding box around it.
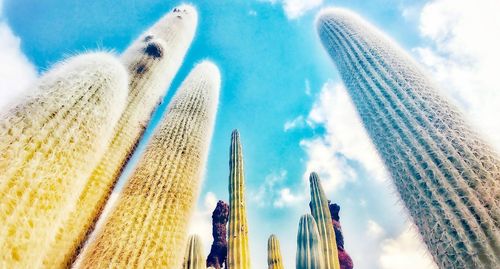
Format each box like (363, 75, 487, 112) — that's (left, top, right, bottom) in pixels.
(1, 0, 499, 268)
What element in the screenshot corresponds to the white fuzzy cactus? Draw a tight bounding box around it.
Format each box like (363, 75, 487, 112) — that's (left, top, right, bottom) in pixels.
(75, 61, 220, 268)
(44, 5, 198, 268)
(0, 52, 128, 268)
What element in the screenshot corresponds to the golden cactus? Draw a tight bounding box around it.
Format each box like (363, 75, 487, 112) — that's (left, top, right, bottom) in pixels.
(267, 235, 284, 269)
(75, 61, 221, 268)
(183, 234, 205, 269)
(227, 130, 251, 269)
(0, 52, 128, 268)
(43, 5, 198, 268)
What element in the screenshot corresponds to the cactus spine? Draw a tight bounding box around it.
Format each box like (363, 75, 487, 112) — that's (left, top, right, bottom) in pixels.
(183, 234, 205, 269)
(267, 235, 284, 269)
(317, 8, 500, 268)
(76, 61, 220, 268)
(0, 52, 128, 268)
(44, 5, 198, 268)
(227, 130, 251, 269)
(296, 214, 325, 269)
(309, 172, 340, 269)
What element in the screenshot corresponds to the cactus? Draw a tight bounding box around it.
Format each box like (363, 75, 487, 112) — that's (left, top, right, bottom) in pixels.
(227, 130, 251, 269)
(296, 214, 325, 269)
(317, 8, 500, 268)
(75, 61, 220, 268)
(267, 235, 284, 269)
(207, 200, 229, 269)
(183, 234, 205, 269)
(43, 5, 198, 268)
(0, 52, 128, 268)
(328, 203, 353, 269)
(309, 172, 340, 269)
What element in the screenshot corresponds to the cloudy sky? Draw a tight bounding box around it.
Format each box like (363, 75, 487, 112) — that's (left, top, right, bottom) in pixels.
(1, 0, 499, 268)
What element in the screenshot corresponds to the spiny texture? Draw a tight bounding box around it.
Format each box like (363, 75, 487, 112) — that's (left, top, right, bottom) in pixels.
(76, 61, 220, 268)
(267, 235, 284, 269)
(0, 52, 128, 268)
(44, 5, 198, 268)
(317, 8, 500, 268)
(207, 200, 229, 269)
(309, 173, 340, 269)
(227, 130, 251, 269)
(328, 203, 353, 269)
(183, 234, 205, 269)
(296, 214, 325, 269)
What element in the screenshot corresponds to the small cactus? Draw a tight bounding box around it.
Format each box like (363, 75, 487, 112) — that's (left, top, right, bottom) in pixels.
(207, 200, 229, 269)
(44, 5, 198, 268)
(267, 235, 284, 269)
(75, 61, 220, 268)
(183, 234, 205, 269)
(296, 214, 325, 269)
(0, 52, 128, 268)
(309, 172, 340, 269)
(227, 130, 251, 269)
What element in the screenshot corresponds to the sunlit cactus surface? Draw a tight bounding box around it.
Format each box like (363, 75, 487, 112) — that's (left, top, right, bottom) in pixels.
(267, 234, 284, 269)
(183, 234, 205, 269)
(296, 214, 325, 269)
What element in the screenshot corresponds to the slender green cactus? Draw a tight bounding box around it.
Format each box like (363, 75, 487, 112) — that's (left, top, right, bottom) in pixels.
(44, 5, 198, 268)
(267, 234, 284, 269)
(75, 61, 220, 268)
(227, 130, 251, 269)
(296, 214, 325, 269)
(183, 234, 205, 269)
(309, 172, 340, 269)
(0, 52, 128, 268)
(316, 8, 500, 268)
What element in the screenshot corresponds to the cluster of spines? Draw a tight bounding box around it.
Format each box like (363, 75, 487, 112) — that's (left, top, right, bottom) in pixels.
(267, 234, 284, 269)
(43, 6, 199, 268)
(316, 8, 500, 268)
(227, 130, 252, 269)
(75, 61, 220, 268)
(0, 52, 128, 268)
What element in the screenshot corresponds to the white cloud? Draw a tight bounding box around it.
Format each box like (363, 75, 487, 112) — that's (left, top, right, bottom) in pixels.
(188, 192, 218, 255)
(0, 12, 37, 111)
(263, 0, 323, 19)
(300, 81, 388, 193)
(414, 0, 500, 150)
(283, 115, 307, 131)
(251, 169, 303, 208)
(379, 225, 437, 269)
(273, 187, 304, 208)
(367, 219, 385, 239)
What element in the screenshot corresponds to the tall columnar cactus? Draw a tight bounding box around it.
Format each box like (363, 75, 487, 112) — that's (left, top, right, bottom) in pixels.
(227, 130, 251, 269)
(183, 234, 205, 269)
(328, 203, 353, 269)
(309, 172, 340, 269)
(316, 8, 500, 268)
(43, 5, 198, 268)
(75, 61, 220, 268)
(296, 214, 325, 269)
(0, 52, 128, 268)
(207, 200, 229, 269)
(267, 234, 284, 269)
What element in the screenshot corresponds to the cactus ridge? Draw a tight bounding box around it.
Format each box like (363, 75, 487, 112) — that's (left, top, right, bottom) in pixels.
(183, 234, 205, 269)
(317, 8, 500, 268)
(267, 234, 284, 269)
(296, 214, 325, 269)
(227, 130, 251, 269)
(75, 61, 220, 268)
(0, 52, 128, 268)
(43, 6, 198, 268)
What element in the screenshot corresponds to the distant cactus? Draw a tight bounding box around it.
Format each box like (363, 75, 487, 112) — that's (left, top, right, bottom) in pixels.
(183, 235, 205, 269)
(328, 203, 353, 269)
(309, 173, 340, 269)
(317, 8, 500, 268)
(76, 61, 220, 268)
(267, 235, 284, 269)
(43, 5, 198, 268)
(296, 214, 325, 269)
(227, 130, 251, 269)
(207, 200, 229, 269)
(0, 52, 128, 268)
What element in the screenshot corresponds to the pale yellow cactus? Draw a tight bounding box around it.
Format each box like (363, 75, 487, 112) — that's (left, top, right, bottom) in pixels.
(75, 61, 220, 268)
(183, 234, 205, 269)
(0, 52, 128, 269)
(267, 234, 284, 269)
(43, 5, 198, 268)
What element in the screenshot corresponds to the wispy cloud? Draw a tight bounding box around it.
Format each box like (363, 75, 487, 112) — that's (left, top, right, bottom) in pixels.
(263, 0, 324, 19)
